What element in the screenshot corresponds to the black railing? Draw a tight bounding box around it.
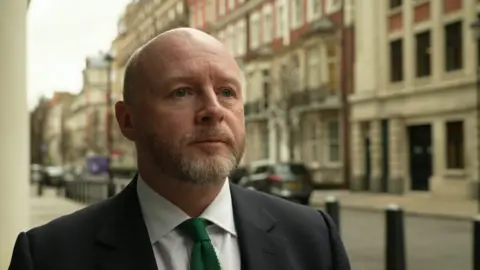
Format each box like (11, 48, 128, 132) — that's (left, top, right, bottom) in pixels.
(244, 100, 268, 117)
(287, 86, 335, 108)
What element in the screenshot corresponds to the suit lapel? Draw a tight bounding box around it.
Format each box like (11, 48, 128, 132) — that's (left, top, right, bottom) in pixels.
(230, 184, 294, 270)
(94, 176, 158, 270)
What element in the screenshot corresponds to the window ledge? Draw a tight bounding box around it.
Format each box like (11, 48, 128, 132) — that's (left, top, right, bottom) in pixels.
(444, 169, 466, 178)
(388, 7, 402, 16)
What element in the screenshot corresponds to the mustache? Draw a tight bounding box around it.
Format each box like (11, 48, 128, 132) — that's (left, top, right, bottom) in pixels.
(187, 128, 234, 144)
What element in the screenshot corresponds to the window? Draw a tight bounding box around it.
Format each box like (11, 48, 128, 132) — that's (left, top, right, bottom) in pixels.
(217, 30, 225, 43)
(446, 121, 464, 169)
(226, 25, 234, 55)
(262, 125, 270, 159)
(327, 120, 340, 162)
(390, 39, 403, 82)
(307, 0, 322, 21)
(445, 21, 463, 72)
(205, 0, 215, 21)
(236, 20, 246, 56)
(327, 43, 338, 91)
(218, 0, 225, 16)
(168, 9, 175, 20)
(310, 121, 320, 161)
(276, 2, 285, 38)
(326, 0, 341, 14)
(415, 30, 431, 77)
(228, 0, 235, 11)
(306, 46, 320, 88)
(263, 10, 273, 43)
(389, 0, 402, 9)
(293, 0, 303, 27)
(250, 14, 260, 49)
(262, 69, 271, 109)
(176, 2, 184, 13)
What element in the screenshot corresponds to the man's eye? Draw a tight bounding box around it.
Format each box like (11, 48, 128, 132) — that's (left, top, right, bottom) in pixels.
(220, 88, 233, 97)
(173, 88, 188, 97)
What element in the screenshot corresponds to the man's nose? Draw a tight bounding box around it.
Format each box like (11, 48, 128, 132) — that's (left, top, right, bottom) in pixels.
(195, 90, 225, 124)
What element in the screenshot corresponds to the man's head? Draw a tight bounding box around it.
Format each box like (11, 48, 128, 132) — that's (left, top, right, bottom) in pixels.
(115, 28, 245, 186)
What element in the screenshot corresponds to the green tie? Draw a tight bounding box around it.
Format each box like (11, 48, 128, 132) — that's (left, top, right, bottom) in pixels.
(178, 218, 221, 270)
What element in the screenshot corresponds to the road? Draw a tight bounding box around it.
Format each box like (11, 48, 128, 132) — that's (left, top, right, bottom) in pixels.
(335, 209, 471, 270)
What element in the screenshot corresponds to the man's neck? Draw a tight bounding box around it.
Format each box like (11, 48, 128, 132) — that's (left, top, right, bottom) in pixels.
(139, 170, 225, 217)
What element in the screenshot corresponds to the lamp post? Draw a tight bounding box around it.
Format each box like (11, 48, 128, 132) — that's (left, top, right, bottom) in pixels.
(471, 18, 480, 213)
(104, 53, 115, 197)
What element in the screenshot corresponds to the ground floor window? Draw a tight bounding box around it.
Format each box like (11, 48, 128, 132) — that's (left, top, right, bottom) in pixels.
(446, 120, 464, 169)
(327, 120, 340, 162)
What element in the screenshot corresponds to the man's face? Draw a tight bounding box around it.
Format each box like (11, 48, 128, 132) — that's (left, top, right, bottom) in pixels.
(133, 38, 245, 185)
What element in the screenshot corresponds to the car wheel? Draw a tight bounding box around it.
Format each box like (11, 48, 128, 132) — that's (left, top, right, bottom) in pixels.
(299, 198, 310, 205)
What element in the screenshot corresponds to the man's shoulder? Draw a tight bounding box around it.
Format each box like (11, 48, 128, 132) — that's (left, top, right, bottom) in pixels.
(27, 197, 115, 243)
(233, 186, 330, 230)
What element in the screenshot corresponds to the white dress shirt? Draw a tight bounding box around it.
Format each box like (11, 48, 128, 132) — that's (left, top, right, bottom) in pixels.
(137, 176, 241, 270)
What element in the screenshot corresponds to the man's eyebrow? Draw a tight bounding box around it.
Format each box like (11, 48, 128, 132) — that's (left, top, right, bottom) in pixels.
(162, 73, 242, 87)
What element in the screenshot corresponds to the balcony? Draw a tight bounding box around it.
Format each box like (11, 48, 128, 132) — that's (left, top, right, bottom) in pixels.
(154, 13, 190, 36)
(287, 85, 341, 111)
(244, 100, 269, 121)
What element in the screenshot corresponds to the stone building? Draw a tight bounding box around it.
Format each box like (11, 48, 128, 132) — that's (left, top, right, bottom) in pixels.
(352, 0, 480, 199)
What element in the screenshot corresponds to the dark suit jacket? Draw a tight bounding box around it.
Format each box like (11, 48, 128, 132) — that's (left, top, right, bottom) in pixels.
(9, 177, 351, 270)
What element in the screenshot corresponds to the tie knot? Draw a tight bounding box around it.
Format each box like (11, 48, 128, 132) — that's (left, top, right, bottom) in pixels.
(178, 218, 210, 242)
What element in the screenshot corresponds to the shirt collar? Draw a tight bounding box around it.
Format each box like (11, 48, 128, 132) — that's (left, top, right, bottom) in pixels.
(136, 175, 237, 244)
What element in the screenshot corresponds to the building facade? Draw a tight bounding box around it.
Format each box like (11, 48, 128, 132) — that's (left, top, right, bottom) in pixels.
(352, 0, 479, 199)
(43, 92, 75, 166)
(189, 0, 354, 185)
(108, 0, 191, 168)
(62, 54, 134, 168)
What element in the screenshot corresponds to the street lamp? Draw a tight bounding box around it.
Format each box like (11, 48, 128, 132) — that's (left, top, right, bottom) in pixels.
(104, 53, 115, 197)
(471, 18, 480, 213)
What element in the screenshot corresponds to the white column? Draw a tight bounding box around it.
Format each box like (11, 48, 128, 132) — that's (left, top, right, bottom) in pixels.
(431, 0, 443, 82)
(0, 0, 29, 268)
(369, 120, 382, 192)
(463, 0, 476, 77)
(403, 0, 414, 88)
(351, 121, 365, 190)
(268, 117, 276, 163)
(388, 117, 405, 194)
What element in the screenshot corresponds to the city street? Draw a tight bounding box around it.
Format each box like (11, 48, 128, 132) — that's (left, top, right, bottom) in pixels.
(337, 209, 471, 270)
(28, 188, 472, 270)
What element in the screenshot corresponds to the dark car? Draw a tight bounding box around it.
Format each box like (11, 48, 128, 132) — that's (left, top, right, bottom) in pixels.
(238, 162, 313, 205)
(229, 166, 249, 184)
(42, 166, 67, 187)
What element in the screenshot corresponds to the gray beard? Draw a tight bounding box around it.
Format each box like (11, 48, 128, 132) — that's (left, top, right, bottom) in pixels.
(146, 134, 241, 186)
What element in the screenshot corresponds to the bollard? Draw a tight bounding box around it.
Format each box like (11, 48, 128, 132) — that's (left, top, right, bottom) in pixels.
(325, 196, 340, 231)
(37, 182, 43, 197)
(385, 204, 406, 270)
(474, 216, 480, 270)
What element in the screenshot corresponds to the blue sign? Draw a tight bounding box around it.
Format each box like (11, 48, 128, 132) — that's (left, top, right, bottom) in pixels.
(41, 143, 47, 153)
(86, 156, 109, 175)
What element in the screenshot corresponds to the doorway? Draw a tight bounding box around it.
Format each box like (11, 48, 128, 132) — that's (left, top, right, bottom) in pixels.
(408, 125, 432, 191)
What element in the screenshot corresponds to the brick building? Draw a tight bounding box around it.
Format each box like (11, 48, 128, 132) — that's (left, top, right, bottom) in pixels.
(188, 0, 354, 186)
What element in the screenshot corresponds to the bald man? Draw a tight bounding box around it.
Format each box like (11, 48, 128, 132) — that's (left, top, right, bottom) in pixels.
(9, 28, 350, 270)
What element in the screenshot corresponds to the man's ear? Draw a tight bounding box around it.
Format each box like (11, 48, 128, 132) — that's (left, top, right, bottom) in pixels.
(115, 101, 136, 141)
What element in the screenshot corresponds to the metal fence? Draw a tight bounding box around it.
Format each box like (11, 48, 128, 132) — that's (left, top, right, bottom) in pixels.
(64, 178, 130, 204)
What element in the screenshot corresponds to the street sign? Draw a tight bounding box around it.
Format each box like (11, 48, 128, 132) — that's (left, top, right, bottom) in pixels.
(86, 156, 109, 175)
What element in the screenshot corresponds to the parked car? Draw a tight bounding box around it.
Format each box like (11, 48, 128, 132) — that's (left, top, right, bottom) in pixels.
(238, 162, 314, 205)
(229, 166, 249, 184)
(42, 166, 65, 187)
(30, 164, 45, 184)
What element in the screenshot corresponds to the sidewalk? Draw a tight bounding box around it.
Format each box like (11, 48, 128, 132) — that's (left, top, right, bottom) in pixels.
(310, 190, 479, 220)
(30, 187, 85, 228)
